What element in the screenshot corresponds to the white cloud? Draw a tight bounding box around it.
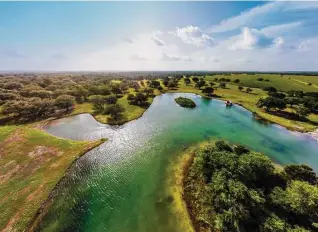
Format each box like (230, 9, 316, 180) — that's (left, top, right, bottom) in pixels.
(161, 53, 192, 62)
(261, 22, 302, 36)
(230, 27, 283, 50)
(208, 2, 282, 33)
(151, 30, 165, 46)
(124, 37, 134, 43)
(130, 54, 149, 61)
(207, 2, 317, 34)
(170, 25, 216, 48)
(151, 37, 165, 46)
(298, 37, 318, 51)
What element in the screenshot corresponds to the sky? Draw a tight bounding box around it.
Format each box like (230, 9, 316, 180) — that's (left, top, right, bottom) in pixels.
(1, 1, 318, 72)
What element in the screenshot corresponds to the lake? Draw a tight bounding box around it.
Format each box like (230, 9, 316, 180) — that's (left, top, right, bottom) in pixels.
(38, 93, 318, 232)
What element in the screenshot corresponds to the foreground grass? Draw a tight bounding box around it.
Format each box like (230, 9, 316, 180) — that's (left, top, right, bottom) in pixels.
(0, 126, 104, 232)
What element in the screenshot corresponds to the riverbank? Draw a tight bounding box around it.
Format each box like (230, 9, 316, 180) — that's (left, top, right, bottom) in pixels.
(67, 81, 318, 132)
(0, 126, 105, 232)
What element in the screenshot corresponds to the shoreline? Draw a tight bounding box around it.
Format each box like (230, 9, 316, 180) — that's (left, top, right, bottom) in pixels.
(26, 138, 105, 232)
(41, 92, 318, 142)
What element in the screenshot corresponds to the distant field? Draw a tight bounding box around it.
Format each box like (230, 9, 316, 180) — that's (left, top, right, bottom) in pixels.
(205, 74, 318, 92)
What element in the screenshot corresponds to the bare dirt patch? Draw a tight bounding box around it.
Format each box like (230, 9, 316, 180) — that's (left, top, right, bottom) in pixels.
(28, 146, 62, 158)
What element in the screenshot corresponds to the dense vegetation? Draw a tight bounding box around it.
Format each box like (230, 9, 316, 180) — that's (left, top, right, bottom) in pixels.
(175, 97, 196, 108)
(184, 141, 318, 232)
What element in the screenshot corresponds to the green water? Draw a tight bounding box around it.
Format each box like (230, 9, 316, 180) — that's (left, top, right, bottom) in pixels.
(40, 93, 318, 232)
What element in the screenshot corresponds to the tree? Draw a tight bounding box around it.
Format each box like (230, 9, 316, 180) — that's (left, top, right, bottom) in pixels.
(133, 92, 148, 106)
(149, 80, 161, 89)
(219, 82, 226, 88)
(127, 94, 135, 101)
(55, 94, 75, 109)
(233, 79, 240, 83)
(234, 145, 249, 155)
(202, 87, 214, 97)
(257, 97, 286, 111)
(105, 95, 117, 105)
(192, 77, 199, 83)
(284, 164, 317, 184)
(3, 82, 24, 90)
(167, 80, 177, 89)
(184, 77, 191, 85)
(91, 95, 106, 112)
(284, 97, 300, 108)
(215, 140, 233, 152)
(143, 88, 154, 97)
(261, 214, 286, 232)
(263, 87, 277, 93)
(295, 106, 310, 119)
(238, 86, 244, 91)
(110, 84, 123, 96)
(104, 103, 125, 121)
(195, 80, 206, 89)
(246, 87, 253, 93)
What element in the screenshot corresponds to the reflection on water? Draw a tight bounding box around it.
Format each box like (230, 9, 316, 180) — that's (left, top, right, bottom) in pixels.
(39, 93, 318, 232)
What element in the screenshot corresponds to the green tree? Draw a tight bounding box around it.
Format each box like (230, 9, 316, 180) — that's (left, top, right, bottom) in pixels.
(55, 94, 75, 109)
(246, 87, 253, 93)
(104, 103, 125, 121)
(105, 95, 118, 105)
(90, 95, 106, 112)
(295, 106, 310, 119)
(201, 87, 214, 97)
(284, 164, 317, 184)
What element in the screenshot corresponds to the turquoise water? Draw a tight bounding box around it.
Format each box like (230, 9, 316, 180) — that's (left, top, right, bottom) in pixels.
(39, 93, 318, 232)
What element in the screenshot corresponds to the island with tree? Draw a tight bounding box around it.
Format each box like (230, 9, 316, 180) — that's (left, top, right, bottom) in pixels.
(175, 96, 196, 108)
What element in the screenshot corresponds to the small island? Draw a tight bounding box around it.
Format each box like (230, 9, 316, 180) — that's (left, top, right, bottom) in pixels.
(175, 97, 196, 108)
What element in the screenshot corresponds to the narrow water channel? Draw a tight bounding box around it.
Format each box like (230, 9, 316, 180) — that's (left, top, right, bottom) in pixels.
(38, 93, 318, 232)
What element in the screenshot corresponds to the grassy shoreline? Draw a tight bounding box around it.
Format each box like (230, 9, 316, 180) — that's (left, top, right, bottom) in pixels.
(0, 126, 105, 231)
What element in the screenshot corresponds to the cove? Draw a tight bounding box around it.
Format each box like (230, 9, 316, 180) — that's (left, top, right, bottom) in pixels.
(37, 93, 318, 232)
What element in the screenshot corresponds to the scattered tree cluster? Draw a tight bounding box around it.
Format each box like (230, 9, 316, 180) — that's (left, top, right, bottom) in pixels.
(185, 140, 318, 232)
(257, 87, 318, 119)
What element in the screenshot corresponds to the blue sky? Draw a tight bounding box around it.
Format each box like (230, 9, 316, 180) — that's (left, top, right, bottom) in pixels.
(1, 1, 318, 71)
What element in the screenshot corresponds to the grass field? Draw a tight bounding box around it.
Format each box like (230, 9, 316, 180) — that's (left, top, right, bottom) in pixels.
(0, 126, 103, 232)
(205, 74, 318, 92)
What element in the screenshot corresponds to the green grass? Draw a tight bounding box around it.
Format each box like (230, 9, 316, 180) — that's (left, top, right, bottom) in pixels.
(0, 126, 103, 232)
(205, 74, 318, 92)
